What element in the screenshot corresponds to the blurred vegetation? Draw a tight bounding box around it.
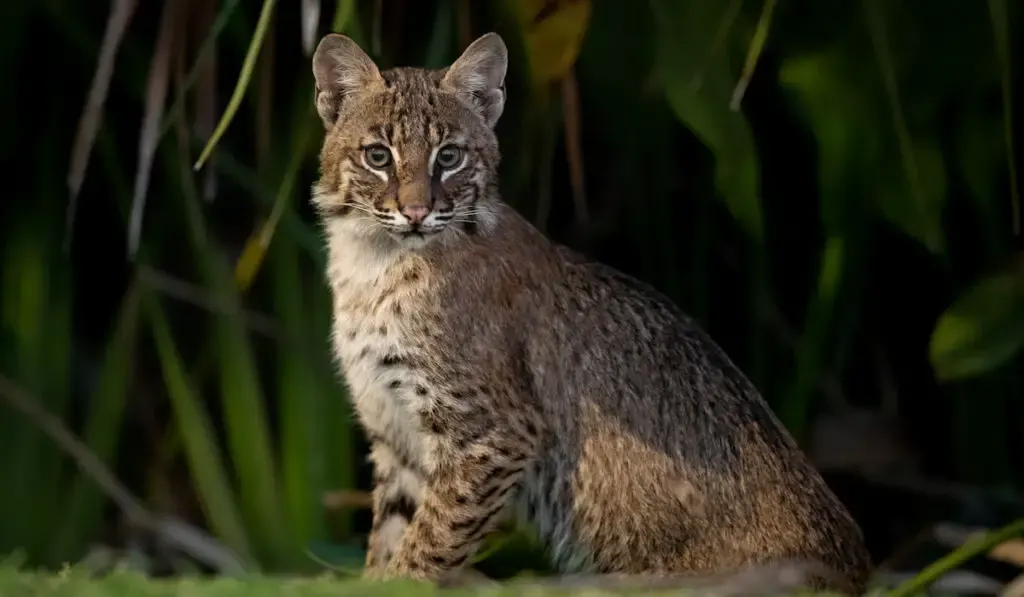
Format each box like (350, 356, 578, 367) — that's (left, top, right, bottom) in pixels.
(0, 563, 865, 597)
(0, 0, 1022, 589)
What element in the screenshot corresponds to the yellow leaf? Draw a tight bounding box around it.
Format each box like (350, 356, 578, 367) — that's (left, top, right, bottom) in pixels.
(234, 223, 271, 291)
(511, 0, 591, 86)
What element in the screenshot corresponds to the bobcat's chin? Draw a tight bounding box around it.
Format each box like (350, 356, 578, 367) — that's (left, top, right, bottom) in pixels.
(391, 229, 437, 250)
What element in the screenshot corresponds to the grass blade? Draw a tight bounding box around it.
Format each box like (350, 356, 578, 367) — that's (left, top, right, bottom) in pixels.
(423, 0, 454, 68)
(147, 295, 255, 568)
(730, 0, 776, 110)
(234, 0, 360, 289)
(688, 0, 742, 91)
(306, 270, 355, 540)
(891, 519, 1024, 597)
(214, 305, 289, 566)
(302, 0, 321, 56)
(235, 116, 314, 291)
(127, 0, 180, 258)
(236, 0, 361, 291)
(988, 0, 1020, 237)
(0, 179, 72, 563)
(159, 0, 242, 143)
(174, 129, 289, 567)
(273, 238, 325, 553)
(193, 0, 220, 202)
(65, 0, 138, 249)
(331, 0, 361, 41)
(51, 282, 142, 562)
(193, 0, 278, 171)
(863, 0, 936, 253)
(778, 236, 846, 443)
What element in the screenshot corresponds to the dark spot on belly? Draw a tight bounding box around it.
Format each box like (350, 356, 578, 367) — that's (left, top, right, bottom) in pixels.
(388, 380, 401, 389)
(380, 354, 405, 367)
(378, 324, 388, 336)
(449, 553, 469, 567)
(416, 385, 428, 396)
(420, 409, 448, 434)
(379, 492, 418, 522)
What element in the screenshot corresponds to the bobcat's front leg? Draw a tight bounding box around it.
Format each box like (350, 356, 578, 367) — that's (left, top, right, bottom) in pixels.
(383, 422, 539, 581)
(364, 442, 422, 576)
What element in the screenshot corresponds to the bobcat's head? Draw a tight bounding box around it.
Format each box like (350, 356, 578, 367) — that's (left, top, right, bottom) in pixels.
(312, 32, 507, 249)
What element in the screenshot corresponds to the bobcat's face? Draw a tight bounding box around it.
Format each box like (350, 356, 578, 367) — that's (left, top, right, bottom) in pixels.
(312, 34, 507, 249)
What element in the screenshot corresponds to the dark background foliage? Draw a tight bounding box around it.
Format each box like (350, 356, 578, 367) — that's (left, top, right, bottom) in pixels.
(1, 0, 1022, 588)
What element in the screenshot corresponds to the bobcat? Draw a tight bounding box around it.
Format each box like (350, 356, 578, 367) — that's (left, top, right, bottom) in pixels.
(310, 31, 872, 594)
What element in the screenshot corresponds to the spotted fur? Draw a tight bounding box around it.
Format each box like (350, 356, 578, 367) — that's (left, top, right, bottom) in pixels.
(310, 32, 872, 593)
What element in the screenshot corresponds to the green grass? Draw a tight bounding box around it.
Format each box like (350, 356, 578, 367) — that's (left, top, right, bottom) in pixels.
(0, 567, 430, 597)
(0, 565, 842, 597)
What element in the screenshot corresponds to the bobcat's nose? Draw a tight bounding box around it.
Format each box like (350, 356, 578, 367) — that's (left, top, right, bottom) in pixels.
(401, 204, 430, 226)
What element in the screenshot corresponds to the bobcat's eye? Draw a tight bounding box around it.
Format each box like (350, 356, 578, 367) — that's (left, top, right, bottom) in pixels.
(436, 145, 463, 170)
(364, 145, 392, 168)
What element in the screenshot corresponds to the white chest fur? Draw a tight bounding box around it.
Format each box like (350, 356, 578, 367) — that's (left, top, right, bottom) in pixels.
(325, 221, 436, 474)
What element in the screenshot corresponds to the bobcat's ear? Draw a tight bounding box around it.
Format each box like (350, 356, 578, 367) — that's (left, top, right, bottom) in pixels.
(441, 33, 508, 128)
(312, 34, 384, 128)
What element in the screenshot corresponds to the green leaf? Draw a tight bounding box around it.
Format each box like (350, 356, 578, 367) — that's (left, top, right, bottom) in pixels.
(872, 137, 946, 254)
(929, 267, 1024, 381)
(863, 0, 945, 254)
(955, 107, 1005, 221)
(780, 37, 946, 251)
(779, 46, 874, 236)
(650, 0, 763, 243)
